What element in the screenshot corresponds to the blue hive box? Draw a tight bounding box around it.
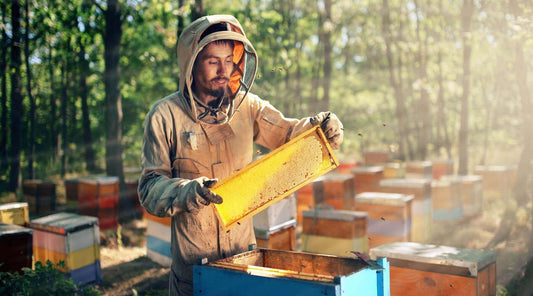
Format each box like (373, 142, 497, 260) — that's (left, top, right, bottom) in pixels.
(194, 248, 390, 296)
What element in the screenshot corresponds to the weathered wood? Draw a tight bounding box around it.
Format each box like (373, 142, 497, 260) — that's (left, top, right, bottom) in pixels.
(255, 220, 296, 251)
(432, 179, 462, 221)
(313, 173, 354, 210)
(351, 165, 385, 194)
(78, 176, 119, 230)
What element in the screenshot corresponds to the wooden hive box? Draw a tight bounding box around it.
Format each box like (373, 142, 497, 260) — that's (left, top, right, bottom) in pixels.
(22, 179, 56, 216)
(29, 212, 101, 286)
(295, 183, 315, 225)
(379, 178, 432, 243)
(351, 165, 385, 194)
(0, 202, 30, 226)
(363, 151, 390, 165)
(194, 248, 390, 296)
(370, 242, 496, 296)
(144, 208, 172, 267)
(383, 162, 406, 179)
(64, 178, 79, 203)
(254, 219, 296, 251)
(212, 126, 338, 230)
(0, 223, 33, 273)
(441, 175, 483, 218)
(474, 166, 513, 198)
(253, 194, 296, 232)
(301, 209, 368, 256)
(405, 161, 433, 179)
(354, 192, 413, 249)
(78, 176, 119, 230)
(432, 159, 454, 180)
(336, 160, 357, 174)
(431, 179, 463, 222)
(313, 173, 355, 210)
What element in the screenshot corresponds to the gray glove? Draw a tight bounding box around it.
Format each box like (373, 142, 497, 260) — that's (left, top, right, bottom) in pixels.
(311, 111, 344, 150)
(176, 177, 223, 214)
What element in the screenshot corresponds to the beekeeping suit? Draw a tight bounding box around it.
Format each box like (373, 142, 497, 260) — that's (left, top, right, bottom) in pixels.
(138, 14, 343, 295)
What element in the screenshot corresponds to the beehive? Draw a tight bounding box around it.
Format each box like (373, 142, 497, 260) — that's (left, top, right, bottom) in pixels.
(432, 159, 454, 180)
(432, 179, 462, 222)
(143, 208, 172, 267)
(312, 173, 354, 210)
(64, 178, 79, 203)
(370, 242, 496, 296)
(405, 161, 433, 179)
(253, 194, 296, 232)
(0, 223, 33, 273)
(363, 151, 390, 165)
(212, 126, 338, 230)
(194, 248, 390, 296)
(379, 178, 432, 243)
(336, 160, 357, 174)
(0, 202, 30, 226)
(295, 183, 315, 225)
(354, 192, 413, 249)
(255, 220, 296, 251)
(30, 212, 101, 286)
(351, 165, 385, 194)
(383, 162, 406, 179)
(22, 179, 56, 216)
(301, 209, 368, 256)
(78, 176, 119, 230)
(441, 175, 483, 218)
(474, 166, 513, 198)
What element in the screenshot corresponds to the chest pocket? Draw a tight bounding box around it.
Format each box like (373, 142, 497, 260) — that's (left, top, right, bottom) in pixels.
(172, 129, 211, 179)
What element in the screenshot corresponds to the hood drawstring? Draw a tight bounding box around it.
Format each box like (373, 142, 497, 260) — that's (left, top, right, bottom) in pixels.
(194, 95, 232, 124)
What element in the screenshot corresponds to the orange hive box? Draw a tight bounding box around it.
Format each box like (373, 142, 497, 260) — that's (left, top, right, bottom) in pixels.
(301, 209, 368, 256)
(22, 180, 56, 216)
(432, 159, 454, 180)
(212, 126, 338, 230)
(77, 176, 119, 231)
(379, 178, 432, 243)
(354, 192, 413, 249)
(312, 173, 354, 210)
(295, 182, 315, 225)
(474, 165, 513, 198)
(441, 175, 483, 219)
(363, 151, 390, 165)
(254, 220, 296, 251)
(383, 162, 406, 179)
(370, 242, 496, 296)
(405, 161, 433, 179)
(431, 179, 462, 222)
(351, 165, 385, 194)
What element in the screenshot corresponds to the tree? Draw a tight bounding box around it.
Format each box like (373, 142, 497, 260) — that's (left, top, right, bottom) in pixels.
(8, 0, 22, 192)
(457, 0, 474, 175)
(0, 1, 8, 172)
(25, 0, 35, 179)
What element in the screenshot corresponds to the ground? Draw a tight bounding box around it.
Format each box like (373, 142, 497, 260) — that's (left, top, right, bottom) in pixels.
(97, 190, 533, 296)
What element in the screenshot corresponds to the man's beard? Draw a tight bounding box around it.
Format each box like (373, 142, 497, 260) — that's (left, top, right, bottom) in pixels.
(207, 87, 227, 99)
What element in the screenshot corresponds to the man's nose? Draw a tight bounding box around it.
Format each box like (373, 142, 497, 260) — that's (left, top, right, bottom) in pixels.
(217, 63, 228, 76)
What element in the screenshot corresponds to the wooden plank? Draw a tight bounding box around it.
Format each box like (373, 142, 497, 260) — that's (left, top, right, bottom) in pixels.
(255, 224, 295, 251)
(302, 213, 367, 238)
(389, 265, 476, 296)
(313, 173, 354, 210)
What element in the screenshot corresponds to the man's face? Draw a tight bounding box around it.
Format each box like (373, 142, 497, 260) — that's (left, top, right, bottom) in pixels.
(192, 42, 234, 104)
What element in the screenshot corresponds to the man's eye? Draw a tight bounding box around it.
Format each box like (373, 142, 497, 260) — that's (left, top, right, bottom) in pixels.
(209, 60, 218, 65)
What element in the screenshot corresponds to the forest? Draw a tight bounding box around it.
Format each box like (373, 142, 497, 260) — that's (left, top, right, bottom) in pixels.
(1, 0, 532, 292)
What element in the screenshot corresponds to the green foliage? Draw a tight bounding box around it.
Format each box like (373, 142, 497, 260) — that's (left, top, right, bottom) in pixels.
(0, 260, 101, 296)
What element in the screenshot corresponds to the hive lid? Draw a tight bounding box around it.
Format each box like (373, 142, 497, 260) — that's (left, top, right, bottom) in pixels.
(369, 242, 496, 276)
(212, 126, 338, 230)
(0, 202, 28, 211)
(0, 222, 33, 235)
(351, 165, 384, 173)
(78, 176, 119, 185)
(355, 192, 414, 205)
(441, 174, 482, 183)
(30, 212, 98, 234)
(302, 209, 368, 221)
(380, 178, 431, 188)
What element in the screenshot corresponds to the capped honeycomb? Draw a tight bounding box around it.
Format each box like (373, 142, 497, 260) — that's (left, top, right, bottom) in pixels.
(212, 126, 338, 229)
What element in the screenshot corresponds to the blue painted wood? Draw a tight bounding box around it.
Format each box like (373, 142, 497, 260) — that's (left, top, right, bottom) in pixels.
(68, 260, 102, 286)
(146, 235, 171, 258)
(193, 254, 390, 296)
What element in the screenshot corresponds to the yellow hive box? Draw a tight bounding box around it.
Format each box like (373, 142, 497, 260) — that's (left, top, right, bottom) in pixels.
(212, 126, 338, 229)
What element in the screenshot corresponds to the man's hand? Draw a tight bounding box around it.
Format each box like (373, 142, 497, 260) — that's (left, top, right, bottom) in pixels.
(311, 111, 344, 150)
(195, 177, 223, 205)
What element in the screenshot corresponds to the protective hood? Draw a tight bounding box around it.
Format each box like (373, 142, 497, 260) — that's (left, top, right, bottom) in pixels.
(177, 15, 258, 125)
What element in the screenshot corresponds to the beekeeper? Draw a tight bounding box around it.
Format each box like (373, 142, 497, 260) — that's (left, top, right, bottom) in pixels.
(138, 14, 344, 296)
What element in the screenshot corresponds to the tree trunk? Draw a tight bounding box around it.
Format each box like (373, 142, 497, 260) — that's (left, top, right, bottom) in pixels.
(458, 0, 474, 175)
(0, 1, 8, 172)
(25, 0, 35, 180)
(191, 0, 204, 21)
(8, 0, 22, 192)
(48, 45, 59, 163)
(382, 0, 410, 161)
(175, 0, 184, 91)
(105, 0, 133, 222)
(60, 61, 68, 177)
(321, 0, 332, 111)
(78, 38, 96, 172)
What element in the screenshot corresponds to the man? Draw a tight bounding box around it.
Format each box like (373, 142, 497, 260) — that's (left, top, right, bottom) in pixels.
(139, 15, 343, 295)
